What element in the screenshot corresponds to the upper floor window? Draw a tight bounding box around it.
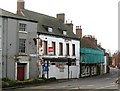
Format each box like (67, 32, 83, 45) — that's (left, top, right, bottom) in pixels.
(48, 27, 53, 32)
(72, 44, 75, 56)
(52, 42, 56, 55)
(63, 30, 67, 35)
(44, 41, 48, 55)
(19, 23, 26, 31)
(66, 43, 69, 56)
(59, 43, 63, 56)
(19, 39, 26, 53)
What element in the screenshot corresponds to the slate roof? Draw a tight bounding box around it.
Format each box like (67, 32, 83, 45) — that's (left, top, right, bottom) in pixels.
(0, 8, 37, 22)
(21, 9, 79, 40)
(80, 38, 102, 50)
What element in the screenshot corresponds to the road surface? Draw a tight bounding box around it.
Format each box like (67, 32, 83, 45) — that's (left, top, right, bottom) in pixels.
(2, 67, 120, 91)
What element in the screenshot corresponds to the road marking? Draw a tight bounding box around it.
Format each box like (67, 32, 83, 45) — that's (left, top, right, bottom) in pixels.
(105, 77, 110, 80)
(96, 84, 116, 89)
(87, 85, 94, 87)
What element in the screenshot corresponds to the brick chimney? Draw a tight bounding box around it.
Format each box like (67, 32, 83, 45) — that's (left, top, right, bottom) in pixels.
(66, 20, 73, 31)
(56, 13, 65, 23)
(76, 25, 82, 38)
(17, 0, 25, 15)
(83, 35, 97, 45)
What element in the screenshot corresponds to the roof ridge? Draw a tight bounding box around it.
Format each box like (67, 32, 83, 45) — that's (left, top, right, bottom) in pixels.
(0, 8, 17, 16)
(23, 9, 58, 20)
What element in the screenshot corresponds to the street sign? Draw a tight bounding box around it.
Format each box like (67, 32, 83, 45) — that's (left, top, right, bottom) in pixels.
(43, 66, 49, 72)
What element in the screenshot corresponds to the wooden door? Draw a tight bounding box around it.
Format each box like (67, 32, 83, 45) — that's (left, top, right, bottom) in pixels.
(17, 65, 25, 81)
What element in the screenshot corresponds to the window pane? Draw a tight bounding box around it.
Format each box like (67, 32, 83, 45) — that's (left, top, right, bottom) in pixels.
(52, 42, 56, 55)
(19, 23, 26, 31)
(48, 27, 53, 32)
(66, 44, 69, 56)
(59, 43, 63, 55)
(19, 39, 26, 53)
(72, 44, 75, 56)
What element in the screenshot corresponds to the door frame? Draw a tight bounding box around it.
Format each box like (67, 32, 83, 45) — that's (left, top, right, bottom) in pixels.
(15, 61, 29, 80)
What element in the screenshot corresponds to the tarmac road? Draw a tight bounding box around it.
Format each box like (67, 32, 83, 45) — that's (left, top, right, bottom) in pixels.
(2, 67, 119, 91)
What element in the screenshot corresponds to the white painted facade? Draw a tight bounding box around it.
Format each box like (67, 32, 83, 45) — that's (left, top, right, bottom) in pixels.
(39, 34, 80, 79)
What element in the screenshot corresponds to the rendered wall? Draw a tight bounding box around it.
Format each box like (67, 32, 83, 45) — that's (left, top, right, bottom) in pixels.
(39, 34, 80, 79)
(0, 16, 2, 90)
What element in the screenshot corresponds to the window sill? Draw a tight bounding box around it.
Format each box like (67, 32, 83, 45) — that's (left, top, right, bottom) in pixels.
(19, 31, 28, 34)
(19, 53, 27, 56)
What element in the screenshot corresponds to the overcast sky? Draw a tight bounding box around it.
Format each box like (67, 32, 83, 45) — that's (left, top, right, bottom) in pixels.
(0, 0, 119, 54)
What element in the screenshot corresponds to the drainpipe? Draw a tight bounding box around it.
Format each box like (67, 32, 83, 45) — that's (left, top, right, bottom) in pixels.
(68, 58, 71, 80)
(5, 18, 8, 78)
(47, 60, 49, 78)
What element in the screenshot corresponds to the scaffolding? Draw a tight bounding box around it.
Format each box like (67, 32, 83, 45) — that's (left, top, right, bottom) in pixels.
(80, 48, 104, 63)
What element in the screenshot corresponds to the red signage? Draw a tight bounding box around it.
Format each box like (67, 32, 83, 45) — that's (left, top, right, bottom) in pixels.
(48, 47, 54, 52)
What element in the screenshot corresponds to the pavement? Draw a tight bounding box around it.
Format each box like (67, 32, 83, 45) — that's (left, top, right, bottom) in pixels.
(2, 79, 70, 90)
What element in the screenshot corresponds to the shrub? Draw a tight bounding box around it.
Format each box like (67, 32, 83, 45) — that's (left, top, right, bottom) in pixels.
(2, 81, 9, 88)
(2, 77, 57, 88)
(2, 78, 11, 82)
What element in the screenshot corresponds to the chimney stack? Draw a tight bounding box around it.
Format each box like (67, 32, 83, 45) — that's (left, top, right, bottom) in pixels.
(76, 25, 82, 38)
(56, 13, 65, 23)
(83, 35, 97, 45)
(66, 20, 73, 31)
(17, 0, 25, 15)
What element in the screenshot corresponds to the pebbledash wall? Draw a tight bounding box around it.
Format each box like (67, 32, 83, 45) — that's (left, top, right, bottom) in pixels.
(39, 34, 80, 79)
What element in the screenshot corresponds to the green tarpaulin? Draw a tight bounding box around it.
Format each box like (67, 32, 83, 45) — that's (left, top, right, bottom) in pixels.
(80, 48, 104, 63)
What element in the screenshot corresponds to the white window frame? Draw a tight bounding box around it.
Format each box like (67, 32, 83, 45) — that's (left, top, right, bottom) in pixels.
(63, 30, 67, 35)
(19, 23, 26, 31)
(48, 27, 53, 32)
(19, 39, 26, 53)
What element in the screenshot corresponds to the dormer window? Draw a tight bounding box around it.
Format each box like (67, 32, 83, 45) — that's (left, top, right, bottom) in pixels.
(48, 27, 53, 32)
(63, 30, 67, 35)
